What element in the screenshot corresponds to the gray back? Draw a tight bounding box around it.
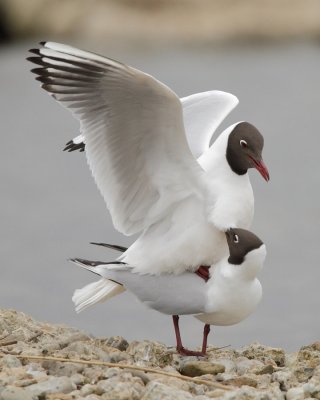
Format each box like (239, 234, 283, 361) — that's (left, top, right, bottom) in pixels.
(106, 269, 207, 315)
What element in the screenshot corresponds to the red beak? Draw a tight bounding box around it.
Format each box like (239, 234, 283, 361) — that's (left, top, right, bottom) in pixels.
(249, 156, 270, 182)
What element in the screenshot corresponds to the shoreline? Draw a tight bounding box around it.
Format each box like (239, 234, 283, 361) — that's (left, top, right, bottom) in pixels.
(0, 308, 319, 399)
(1, 0, 320, 45)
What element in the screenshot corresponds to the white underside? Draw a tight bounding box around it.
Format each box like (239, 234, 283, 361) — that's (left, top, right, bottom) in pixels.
(195, 279, 262, 325)
(195, 246, 265, 325)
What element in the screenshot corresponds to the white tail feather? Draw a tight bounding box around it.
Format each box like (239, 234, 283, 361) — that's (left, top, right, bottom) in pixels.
(72, 278, 125, 313)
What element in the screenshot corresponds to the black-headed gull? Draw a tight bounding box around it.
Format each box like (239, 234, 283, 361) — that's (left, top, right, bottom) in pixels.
(71, 228, 266, 356)
(28, 42, 269, 278)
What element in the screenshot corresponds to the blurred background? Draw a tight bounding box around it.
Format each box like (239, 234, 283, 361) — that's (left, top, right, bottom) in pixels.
(0, 0, 319, 352)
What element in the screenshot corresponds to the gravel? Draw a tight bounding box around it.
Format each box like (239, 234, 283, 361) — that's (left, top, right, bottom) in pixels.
(0, 308, 319, 400)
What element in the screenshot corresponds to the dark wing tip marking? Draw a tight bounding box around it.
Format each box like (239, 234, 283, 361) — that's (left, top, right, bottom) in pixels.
(39, 41, 47, 46)
(26, 56, 43, 66)
(90, 242, 128, 252)
(70, 257, 126, 267)
(29, 48, 41, 55)
(70, 258, 103, 267)
(31, 67, 42, 73)
(63, 140, 86, 152)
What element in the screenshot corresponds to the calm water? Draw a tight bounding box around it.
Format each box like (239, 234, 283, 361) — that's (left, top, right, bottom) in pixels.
(1, 40, 319, 351)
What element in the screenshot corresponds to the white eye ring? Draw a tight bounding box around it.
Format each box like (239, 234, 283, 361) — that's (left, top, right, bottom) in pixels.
(233, 234, 239, 243)
(240, 140, 248, 148)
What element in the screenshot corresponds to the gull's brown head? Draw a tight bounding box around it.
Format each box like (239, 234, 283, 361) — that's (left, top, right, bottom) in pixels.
(226, 122, 270, 182)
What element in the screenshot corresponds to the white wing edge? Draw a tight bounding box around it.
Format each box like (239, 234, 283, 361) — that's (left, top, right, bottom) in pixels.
(181, 90, 239, 159)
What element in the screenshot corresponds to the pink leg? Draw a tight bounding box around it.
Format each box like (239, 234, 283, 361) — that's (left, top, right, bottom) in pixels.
(201, 324, 211, 354)
(172, 315, 183, 351)
(172, 315, 208, 357)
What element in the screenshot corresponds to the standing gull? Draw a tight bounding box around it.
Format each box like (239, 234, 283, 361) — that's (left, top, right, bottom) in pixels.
(71, 228, 266, 356)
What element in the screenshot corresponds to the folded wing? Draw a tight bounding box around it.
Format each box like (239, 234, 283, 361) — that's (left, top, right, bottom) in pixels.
(28, 42, 204, 235)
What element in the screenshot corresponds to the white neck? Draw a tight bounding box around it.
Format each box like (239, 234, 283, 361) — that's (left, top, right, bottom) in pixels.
(211, 245, 266, 283)
(196, 122, 253, 231)
(198, 122, 242, 178)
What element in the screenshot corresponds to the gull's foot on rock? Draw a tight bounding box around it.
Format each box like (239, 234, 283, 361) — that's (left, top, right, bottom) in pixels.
(177, 346, 206, 357)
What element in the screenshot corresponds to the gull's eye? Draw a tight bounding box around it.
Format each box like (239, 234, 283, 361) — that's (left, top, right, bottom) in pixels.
(233, 234, 239, 243)
(240, 140, 248, 148)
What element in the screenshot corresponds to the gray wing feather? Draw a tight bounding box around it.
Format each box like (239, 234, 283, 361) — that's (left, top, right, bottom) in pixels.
(102, 269, 207, 315)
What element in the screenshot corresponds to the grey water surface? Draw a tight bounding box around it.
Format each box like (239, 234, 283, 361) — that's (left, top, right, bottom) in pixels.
(1, 40, 319, 351)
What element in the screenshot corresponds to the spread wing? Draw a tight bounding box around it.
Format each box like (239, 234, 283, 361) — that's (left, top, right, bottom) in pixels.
(181, 90, 239, 158)
(28, 42, 204, 235)
(64, 90, 239, 156)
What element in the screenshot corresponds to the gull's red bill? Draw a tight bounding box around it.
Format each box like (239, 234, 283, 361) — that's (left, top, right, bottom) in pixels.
(249, 156, 270, 182)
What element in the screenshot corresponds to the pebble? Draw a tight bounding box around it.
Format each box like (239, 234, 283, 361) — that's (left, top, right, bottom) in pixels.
(255, 364, 275, 375)
(286, 386, 305, 400)
(70, 373, 86, 386)
(25, 376, 76, 396)
(213, 358, 236, 373)
(142, 381, 194, 400)
(235, 358, 264, 374)
(0, 386, 35, 400)
(99, 381, 145, 399)
(240, 342, 286, 367)
(103, 336, 129, 351)
(272, 369, 298, 391)
(180, 361, 225, 377)
(222, 375, 258, 388)
(80, 383, 96, 396)
(42, 360, 84, 377)
(149, 375, 190, 392)
(127, 340, 173, 367)
(0, 355, 22, 368)
(205, 389, 226, 398)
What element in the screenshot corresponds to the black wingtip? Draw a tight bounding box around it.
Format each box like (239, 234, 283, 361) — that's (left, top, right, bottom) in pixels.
(63, 141, 86, 153)
(26, 56, 43, 66)
(39, 41, 46, 46)
(70, 257, 90, 265)
(90, 242, 128, 252)
(31, 67, 46, 75)
(29, 48, 41, 55)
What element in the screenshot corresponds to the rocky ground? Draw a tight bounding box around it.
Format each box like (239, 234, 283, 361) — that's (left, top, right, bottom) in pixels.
(0, 309, 319, 399)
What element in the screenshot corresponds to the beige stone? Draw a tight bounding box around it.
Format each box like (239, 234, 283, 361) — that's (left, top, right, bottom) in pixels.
(180, 361, 225, 377)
